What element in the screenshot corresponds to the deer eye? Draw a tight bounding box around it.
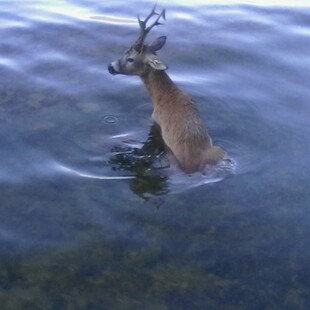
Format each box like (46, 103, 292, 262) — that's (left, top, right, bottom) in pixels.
(127, 58, 134, 63)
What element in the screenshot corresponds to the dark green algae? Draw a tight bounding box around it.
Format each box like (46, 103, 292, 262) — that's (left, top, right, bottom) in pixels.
(0, 175, 309, 310)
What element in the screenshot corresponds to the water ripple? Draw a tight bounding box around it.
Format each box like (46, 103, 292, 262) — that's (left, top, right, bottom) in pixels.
(50, 161, 135, 180)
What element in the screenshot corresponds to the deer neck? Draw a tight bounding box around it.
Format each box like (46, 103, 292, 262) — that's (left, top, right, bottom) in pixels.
(140, 69, 178, 107)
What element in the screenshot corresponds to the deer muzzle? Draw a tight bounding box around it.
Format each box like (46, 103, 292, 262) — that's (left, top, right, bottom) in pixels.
(108, 61, 121, 75)
(108, 64, 117, 75)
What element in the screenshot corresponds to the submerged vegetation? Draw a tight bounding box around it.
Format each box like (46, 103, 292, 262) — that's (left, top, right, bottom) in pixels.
(0, 175, 309, 309)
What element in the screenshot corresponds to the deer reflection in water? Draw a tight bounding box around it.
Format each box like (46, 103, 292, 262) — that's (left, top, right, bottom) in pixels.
(108, 123, 169, 199)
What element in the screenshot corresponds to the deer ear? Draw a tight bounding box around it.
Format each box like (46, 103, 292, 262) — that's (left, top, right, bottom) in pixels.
(146, 55, 168, 71)
(150, 36, 167, 52)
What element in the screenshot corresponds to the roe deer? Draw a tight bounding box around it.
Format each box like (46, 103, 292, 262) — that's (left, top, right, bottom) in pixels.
(108, 6, 225, 173)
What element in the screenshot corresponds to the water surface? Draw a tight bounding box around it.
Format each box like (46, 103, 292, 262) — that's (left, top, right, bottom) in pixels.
(0, 0, 310, 309)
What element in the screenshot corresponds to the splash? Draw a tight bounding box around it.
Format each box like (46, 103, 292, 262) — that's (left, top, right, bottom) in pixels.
(167, 158, 237, 193)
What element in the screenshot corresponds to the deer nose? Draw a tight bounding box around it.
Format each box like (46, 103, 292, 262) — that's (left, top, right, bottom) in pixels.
(108, 63, 117, 75)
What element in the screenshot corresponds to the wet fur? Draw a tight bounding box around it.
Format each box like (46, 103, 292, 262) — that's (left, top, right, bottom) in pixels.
(108, 10, 225, 173)
(141, 68, 225, 172)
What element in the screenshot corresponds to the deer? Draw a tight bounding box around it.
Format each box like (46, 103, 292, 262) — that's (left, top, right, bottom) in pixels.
(108, 6, 226, 173)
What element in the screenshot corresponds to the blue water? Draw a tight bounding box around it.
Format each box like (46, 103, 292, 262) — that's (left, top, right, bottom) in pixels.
(1, 0, 310, 309)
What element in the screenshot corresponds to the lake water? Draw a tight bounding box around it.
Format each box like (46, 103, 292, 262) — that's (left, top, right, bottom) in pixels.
(1, 0, 310, 309)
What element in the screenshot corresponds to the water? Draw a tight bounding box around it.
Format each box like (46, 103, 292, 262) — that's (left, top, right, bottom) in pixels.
(1, 0, 310, 309)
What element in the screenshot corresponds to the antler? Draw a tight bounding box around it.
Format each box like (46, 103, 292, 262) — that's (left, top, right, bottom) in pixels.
(133, 6, 166, 52)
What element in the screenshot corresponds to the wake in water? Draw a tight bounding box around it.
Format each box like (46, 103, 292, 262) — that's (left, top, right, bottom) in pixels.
(158, 157, 237, 194)
(52, 161, 135, 180)
(49, 156, 236, 199)
(0, 128, 236, 199)
(85, 130, 237, 196)
(44, 126, 237, 199)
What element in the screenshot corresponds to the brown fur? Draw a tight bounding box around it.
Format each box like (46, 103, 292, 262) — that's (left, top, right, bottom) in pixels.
(108, 8, 225, 173)
(141, 68, 225, 172)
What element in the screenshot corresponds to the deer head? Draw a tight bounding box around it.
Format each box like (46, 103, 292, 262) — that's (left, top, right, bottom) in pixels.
(108, 7, 167, 76)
